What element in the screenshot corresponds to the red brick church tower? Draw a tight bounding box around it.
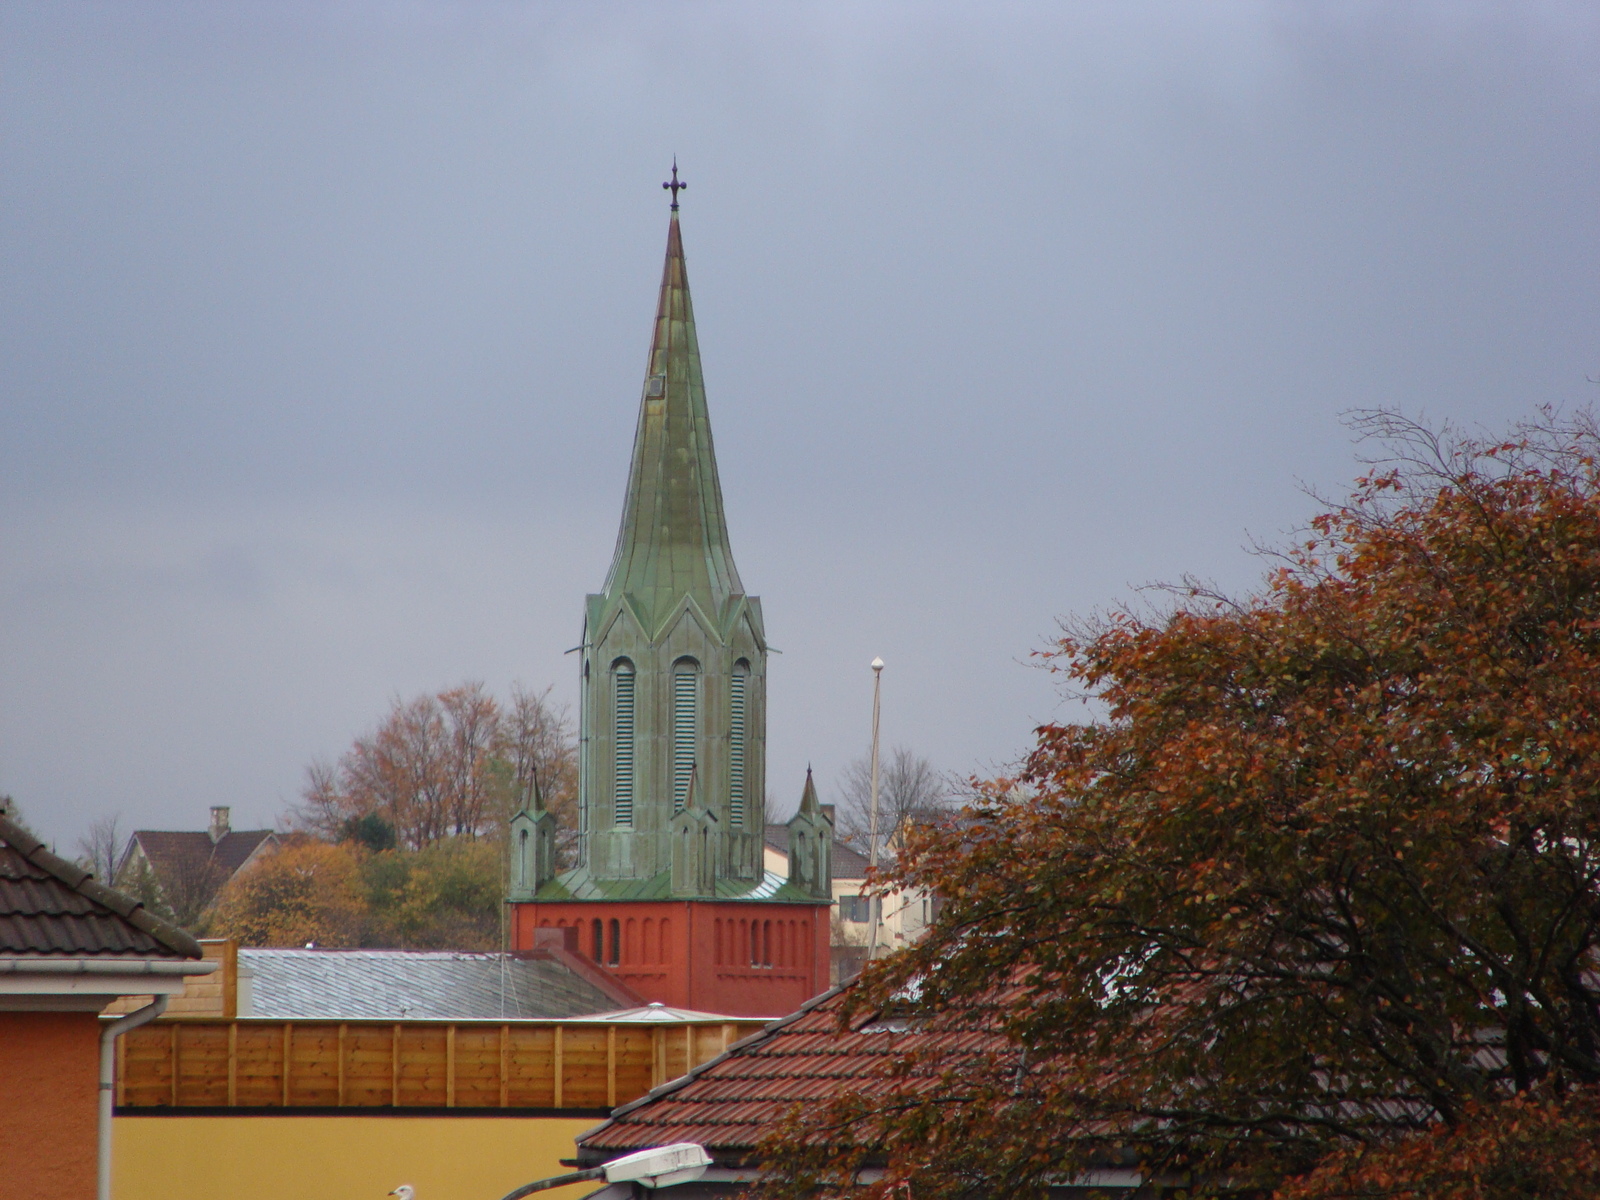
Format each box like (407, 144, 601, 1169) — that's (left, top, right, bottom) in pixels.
(507, 170, 833, 1018)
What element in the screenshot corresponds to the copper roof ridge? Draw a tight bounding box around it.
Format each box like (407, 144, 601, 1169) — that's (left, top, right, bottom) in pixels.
(0, 806, 203, 960)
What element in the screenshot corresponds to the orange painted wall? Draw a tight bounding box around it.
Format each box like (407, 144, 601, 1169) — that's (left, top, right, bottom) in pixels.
(0, 1011, 100, 1200)
(512, 899, 830, 1017)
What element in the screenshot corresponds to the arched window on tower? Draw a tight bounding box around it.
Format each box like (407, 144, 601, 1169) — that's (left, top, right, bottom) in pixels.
(613, 659, 636, 825)
(729, 660, 750, 827)
(672, 658, 699, 811)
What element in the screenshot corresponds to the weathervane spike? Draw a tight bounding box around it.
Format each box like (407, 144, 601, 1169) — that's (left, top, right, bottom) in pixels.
(662, 158, 687, 211)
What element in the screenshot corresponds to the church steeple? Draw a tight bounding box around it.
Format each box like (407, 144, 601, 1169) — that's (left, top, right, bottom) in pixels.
(601, 207, 742, 631)
(573, 185, 770, 888)
(505, 177, 834, 1022)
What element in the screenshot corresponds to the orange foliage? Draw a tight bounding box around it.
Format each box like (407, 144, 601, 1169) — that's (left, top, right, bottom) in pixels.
(759, 411, 1600, 1200)
(209, 835, 365, 947)
(1278, 1088, 1600, 1199)
(296, 682, 577, 851)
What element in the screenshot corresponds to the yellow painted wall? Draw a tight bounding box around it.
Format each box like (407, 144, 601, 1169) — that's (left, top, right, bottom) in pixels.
(113, 1115, 602, 1200)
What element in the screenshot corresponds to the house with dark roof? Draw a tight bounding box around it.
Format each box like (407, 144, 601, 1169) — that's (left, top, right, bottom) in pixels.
(0, 799, 212, 1199)
(114, 805, 276, 926)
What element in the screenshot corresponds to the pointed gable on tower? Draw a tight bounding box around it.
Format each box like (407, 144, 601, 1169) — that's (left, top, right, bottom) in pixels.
(785, 769, 834, 901)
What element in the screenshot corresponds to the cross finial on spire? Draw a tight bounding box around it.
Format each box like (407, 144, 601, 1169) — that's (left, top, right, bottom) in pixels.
(663, 158, 687, 211)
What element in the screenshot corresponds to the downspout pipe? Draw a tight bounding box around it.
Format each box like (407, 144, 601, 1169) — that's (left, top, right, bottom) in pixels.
(99, 995, 168, 1200)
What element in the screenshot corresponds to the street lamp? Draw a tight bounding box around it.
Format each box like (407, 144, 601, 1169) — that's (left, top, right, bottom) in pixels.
(867, 656, 884, 960)
(497, 1143, 713, 1200)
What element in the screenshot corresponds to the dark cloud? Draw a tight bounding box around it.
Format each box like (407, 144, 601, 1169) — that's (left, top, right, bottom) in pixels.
(1, 2, 1596, 844)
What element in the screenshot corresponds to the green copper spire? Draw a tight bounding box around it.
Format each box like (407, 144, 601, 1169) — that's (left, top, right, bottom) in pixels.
(566, 185, 778, 892)
(601, 209, 742, 629)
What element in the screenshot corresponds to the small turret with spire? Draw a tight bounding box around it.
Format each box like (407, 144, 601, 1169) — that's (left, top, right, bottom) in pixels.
(669, 765, 720, 898)
(785, 768, 834, 901)
(507, 768, 557, 901)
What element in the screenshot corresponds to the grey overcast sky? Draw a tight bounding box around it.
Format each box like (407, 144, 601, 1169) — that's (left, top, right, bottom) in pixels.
(2, 2, 1597, 849)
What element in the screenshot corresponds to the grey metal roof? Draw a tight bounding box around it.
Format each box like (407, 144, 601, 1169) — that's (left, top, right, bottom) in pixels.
(0, 806, 201, 959)
(237, 948, 624, 1020)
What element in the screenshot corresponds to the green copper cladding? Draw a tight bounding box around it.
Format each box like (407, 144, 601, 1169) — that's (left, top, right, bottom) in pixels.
(571, 208, 772, 895)
(601, 212, 742, 629)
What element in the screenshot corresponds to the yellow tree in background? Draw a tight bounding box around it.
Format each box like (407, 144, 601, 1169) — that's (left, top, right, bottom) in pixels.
(210, 836, 366, 947)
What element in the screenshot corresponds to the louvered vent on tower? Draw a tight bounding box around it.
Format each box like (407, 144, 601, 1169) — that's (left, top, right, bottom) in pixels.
(614, 662, 636, 825)
(672, 662, 698, 811)
(729, 664, 748, 826)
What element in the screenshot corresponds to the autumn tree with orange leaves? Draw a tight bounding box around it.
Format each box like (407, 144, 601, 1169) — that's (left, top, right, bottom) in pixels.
(759, 412, 1600, 1200)
(297, 682, 577, 852)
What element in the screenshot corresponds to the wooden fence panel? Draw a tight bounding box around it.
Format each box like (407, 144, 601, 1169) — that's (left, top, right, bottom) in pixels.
(113, 1018, 745, 1112)
(612, 1027, 654, 1103)
(561, 1026, 610, 1108)
(505, 1025, 557, 1108)
(286, 1025, 340, 1106)
(345, 1025, 396, 1107)
(451, 1025, 502, 1107)
(174, 1024, 230, 1107)
(120, 1025, 174, 1107)
(395, 1026, 449, 1107)
(233, 1023, 284, 1106)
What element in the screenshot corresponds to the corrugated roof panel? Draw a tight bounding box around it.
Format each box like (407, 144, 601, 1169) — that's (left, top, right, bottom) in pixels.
(238, 948, 622, 1020)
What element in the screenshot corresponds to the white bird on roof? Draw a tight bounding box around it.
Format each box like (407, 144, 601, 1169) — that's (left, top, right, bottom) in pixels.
(389, 1187, 414, 1200)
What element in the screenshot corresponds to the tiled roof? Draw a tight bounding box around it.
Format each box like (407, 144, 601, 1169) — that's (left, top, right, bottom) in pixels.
(0, 807, 202, 959)
(124, 828, 275, 885)
(578, 983, 948, 1160)
(239, 948, 628, 1020)
(764, 825, 872, 880)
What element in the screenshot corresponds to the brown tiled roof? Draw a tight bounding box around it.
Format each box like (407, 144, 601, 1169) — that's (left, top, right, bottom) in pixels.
(577, 983, 943, 1162)
(126, 828, 275, 884)
(0, 807, 203, 959)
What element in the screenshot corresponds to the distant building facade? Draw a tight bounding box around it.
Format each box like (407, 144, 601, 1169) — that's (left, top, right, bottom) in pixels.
(115, 805, 276, 926)
(764, 805, 941, 983)
(508, 200, 833, 1018)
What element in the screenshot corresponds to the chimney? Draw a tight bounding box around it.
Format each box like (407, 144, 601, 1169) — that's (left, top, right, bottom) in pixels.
(208, 806, 231, 843)
(820, 803, 836, 826)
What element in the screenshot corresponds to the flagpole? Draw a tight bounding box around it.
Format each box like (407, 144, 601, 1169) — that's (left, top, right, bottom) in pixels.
(867, 656, 884, 959)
